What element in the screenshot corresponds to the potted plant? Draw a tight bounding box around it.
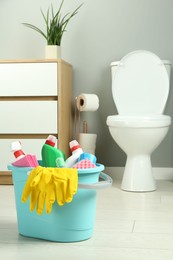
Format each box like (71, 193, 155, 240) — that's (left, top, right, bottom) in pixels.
(23, 0, 83, 59)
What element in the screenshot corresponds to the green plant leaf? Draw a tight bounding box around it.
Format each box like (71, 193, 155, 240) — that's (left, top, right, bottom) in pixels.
(22, 23, 47, 41)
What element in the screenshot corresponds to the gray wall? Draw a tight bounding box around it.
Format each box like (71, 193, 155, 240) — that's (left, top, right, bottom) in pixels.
(1, 0, 173, 167)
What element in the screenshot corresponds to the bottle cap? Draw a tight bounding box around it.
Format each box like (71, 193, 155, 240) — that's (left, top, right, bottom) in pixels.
(45, 135, 56, 147)
(11, 141, 25, 159)
(69, 140, 82, 153)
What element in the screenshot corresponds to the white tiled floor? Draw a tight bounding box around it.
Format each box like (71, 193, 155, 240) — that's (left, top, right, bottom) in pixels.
(1, 179, 173, 259)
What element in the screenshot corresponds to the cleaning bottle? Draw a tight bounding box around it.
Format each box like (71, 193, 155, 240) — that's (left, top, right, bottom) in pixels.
(11, 141, 25, 160)
(41, 135, 66, 167)
(65, 140, 83, 168)
(11, 141, 39, 167)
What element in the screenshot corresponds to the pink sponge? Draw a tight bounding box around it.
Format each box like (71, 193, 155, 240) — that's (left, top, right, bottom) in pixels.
(12, 154, 38, 167)
(73, 158, 96, 169)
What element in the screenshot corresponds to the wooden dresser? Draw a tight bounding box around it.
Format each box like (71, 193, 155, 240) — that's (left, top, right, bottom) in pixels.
(0, 59, 72, 184)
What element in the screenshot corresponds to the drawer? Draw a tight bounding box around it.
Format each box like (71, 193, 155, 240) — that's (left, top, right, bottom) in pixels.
(0, 62, 58, 96)
(0, 101, 57, 133)
(1, 139, 45, 171)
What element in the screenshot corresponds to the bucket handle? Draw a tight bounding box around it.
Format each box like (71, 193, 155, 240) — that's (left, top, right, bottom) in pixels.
(78, 172, 112, 190)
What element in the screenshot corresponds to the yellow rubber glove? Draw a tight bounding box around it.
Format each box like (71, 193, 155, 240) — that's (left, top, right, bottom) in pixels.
(52, 168, 78, 206)
(22, 166, 78, 213)
(22, 166, 55, 214)
(45, 179, 56, 214)
(66, 169, 78, 202)
(32, 175, 46, 214)
(43, 168, 56, 214)
(30, 167, 55, 215)
(21, 166, 43, 205)
(52, 170, 68, 206)
(29, 185, 40, 212)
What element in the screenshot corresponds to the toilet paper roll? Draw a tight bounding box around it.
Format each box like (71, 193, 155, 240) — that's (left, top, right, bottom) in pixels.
(76, 93, 99, 111)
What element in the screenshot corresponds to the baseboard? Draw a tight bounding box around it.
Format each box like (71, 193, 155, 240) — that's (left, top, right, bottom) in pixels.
(105, 167, 173, 181)
(0, 171, 13, 185)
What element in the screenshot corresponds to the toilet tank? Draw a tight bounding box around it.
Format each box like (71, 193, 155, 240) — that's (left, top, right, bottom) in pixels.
(111, 59, 171, 83)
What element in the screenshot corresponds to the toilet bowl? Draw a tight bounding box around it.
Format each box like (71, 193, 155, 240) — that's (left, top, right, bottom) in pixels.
(106, 50, 171, 192)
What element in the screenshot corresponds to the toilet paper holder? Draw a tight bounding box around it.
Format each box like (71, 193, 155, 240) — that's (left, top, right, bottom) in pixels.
(74, 93, 99, 153)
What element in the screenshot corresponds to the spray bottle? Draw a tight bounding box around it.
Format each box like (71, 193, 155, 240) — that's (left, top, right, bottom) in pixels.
(41, 135, 66, 167)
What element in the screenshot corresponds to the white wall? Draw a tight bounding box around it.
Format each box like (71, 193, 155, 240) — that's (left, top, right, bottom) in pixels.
(1, 0, 173, 167)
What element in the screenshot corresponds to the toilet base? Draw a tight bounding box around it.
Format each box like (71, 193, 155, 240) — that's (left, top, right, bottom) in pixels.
(121, 154, 156, 192)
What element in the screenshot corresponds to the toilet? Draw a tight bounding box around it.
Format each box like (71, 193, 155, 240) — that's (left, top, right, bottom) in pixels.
(106, 50, 171, 192)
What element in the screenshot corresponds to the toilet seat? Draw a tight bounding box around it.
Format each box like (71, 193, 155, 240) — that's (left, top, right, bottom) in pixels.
(112, 50, 169, 115)
(107, 115, 171, 128)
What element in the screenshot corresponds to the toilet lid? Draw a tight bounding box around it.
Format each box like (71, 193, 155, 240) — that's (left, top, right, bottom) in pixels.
(112, 50, 169, 115)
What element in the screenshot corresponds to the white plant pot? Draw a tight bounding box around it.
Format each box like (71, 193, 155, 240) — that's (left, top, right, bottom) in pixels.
(45, 45, 61, 59)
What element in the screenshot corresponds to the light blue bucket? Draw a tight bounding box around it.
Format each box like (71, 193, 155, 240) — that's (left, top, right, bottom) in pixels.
(8, 164, 112, 242)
